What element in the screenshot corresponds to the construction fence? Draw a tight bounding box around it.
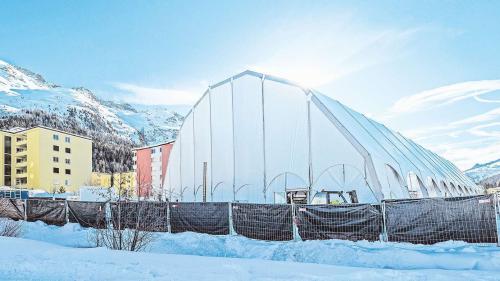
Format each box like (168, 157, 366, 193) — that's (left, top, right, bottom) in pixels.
(0, 194, 499, 245)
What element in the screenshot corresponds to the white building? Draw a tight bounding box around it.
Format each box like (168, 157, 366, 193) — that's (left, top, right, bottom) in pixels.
(164, 71, 479, 203)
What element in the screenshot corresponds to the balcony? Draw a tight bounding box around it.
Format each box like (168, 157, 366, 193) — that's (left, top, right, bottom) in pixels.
(15, 169, 28, 176)
(15, 177, 28, 186)
(16, 156, 27, 164)
(15, 146, 27, 154)
(15, 137, 27, 146)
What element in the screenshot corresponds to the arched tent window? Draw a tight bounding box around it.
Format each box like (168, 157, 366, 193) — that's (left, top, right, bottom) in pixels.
(407, 172, 428, 198)
(311, 164, 374, 203)
(440, 181, 451, 197)
(449, 182, 458, 196)
(457, 185, 465, 196)
(463, 186, 470, 195)
(428, 177, 441, 197)
(384, 164, 407, 199)
(416, 176, 429, 197)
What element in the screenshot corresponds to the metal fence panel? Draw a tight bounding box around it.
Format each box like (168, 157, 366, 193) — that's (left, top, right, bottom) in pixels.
(26, 199, 66, 226)
(0, 198, 25, 220)
(295, 204, 382, 241)
(385, 195, 498, 244)
(169, 202, 229, 235)
(67, 201, 106, 228)
(110, 202, 168, 232)
(232, 203, 293, 241)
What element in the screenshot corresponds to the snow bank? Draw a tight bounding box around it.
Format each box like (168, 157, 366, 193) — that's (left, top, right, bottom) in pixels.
(3, 237, 498, 281)
(19, 221, 500, 272)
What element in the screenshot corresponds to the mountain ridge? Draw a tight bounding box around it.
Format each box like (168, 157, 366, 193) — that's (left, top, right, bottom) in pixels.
(0, 59, 184, 172)
(465, 158, 500, 184)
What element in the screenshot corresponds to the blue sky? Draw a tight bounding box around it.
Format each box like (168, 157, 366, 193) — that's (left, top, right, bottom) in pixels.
(1, 0, 500, 169)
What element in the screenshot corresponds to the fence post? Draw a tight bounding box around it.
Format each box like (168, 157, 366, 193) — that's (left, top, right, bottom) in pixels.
(381, 201, 388, 242)
(167, 202, 171, 233)
(291, 203, 301, 242)
(24, 199, 28, 221)
(64, 200, 69, 224)
(105, 201, 112, 229)
(494, 193, 500, 247)
(228, 202, 236, 235)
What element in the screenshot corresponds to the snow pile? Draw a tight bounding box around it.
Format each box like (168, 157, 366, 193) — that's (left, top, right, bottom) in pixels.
(19, 221, 500, 272)
(4, 237, 498, 281)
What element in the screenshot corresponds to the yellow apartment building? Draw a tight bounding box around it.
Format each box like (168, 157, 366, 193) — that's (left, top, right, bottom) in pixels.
(0, 126, 92, 193)
(90, 171, 136, 197)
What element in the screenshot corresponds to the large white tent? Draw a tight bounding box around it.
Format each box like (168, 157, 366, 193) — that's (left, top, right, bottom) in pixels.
(163, 71, 479, 203)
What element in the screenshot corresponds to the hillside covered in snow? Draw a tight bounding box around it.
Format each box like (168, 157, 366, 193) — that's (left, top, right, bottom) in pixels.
(465, 158, 500, 185)
(0, 59, 184, 172)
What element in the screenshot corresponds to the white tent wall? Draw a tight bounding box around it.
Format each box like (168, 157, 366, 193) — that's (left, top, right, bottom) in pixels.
(193, 94, 212, 202)
(179, 112, 195, 201)
(365, 119, 445, 196)
(263, 80, 309, 202)
(309, 98, 378, 203)
(209, 82, 234, 202)
(232, 75, 265, 203)
(164, 70, 478, 203)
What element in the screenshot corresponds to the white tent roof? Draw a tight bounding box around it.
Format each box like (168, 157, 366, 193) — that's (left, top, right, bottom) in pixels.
(163, 70, 479, 203)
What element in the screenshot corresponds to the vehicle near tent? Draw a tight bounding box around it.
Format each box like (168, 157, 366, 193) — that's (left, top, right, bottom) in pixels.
(163, 71, 480, 204)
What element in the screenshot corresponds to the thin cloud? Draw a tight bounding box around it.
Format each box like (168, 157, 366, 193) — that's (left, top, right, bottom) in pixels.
(430, 140, 500, 170)
(390, 80, 500, 114)
(112, 82, 202, 105)
(249, 17, 420, 88)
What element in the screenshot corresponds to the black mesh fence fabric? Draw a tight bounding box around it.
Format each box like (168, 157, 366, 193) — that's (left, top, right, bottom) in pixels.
(169, 202, 229, 235)
(26, 199, 66, 226)
(385, 195, 498, 244)
(295, 204, 382, 241)
(67, 201, 106, 228)
(232, 203, 293, 241)
(0, 199, 25, 220)
(110, 202, 168, 232)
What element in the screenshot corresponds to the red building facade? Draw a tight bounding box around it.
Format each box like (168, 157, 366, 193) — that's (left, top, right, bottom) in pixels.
(133, 141, 174, 199)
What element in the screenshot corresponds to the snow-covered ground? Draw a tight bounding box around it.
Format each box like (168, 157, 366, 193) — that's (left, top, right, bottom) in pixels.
(1, 221, 499, 280)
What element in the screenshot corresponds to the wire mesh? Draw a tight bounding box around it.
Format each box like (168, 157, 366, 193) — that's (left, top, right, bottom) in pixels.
(231, 203, 293, 241)
(295, 203, 383, 241)
(169, 202, 229, 235)
(67, 201, 106, 228)
(0, 198, 25, 220)
(384, 194, 498, 244)
(26, 199, 66, 226)
(110, 202, 168, 232)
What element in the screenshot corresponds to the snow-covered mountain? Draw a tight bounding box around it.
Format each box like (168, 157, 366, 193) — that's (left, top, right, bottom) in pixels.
(0, 59, 184, 145)
(465, 158, 500, 184)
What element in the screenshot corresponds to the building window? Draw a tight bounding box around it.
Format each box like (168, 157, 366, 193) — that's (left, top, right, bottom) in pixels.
(65, 159, 71, 164)
(151, 148, 155, 154)
(65, 147, 71, 153)
(53, 157, 59, 163)
(160, 147, 162, 152)
(53, 145, 59, 152)
(53, 167, 59, 174)
(65, 169, 71, 175)
(65, 136, 70, 143)
(53, 134, 59, 141)
(65, 179, 70, 186)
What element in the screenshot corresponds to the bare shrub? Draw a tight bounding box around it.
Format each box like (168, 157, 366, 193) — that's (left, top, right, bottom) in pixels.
(89, 168, 166, 251)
